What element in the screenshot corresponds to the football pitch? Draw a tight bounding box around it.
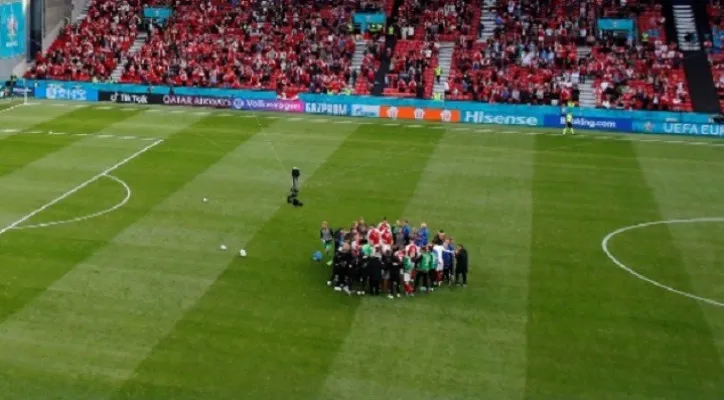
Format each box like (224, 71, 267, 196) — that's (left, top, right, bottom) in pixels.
(0, 99, 723, 399)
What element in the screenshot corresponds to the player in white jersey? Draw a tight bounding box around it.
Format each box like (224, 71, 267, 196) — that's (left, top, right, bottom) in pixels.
(432, 243, 454, 286)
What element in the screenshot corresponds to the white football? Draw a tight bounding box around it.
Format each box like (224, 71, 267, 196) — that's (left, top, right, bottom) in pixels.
(239, 249, 247, 257)
(202, 197, 208, 203)
(220, 244, 227, 251)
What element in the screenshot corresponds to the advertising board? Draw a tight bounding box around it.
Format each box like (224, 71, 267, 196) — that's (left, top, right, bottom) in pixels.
(38, 84, 98, 101)
(633, 121, 724, 137)
(543, 115, 632, 131)
(232, 98, 304, 112)
(379, 106, 460, 122)
(0, 1, 25, 59)
(462, 111, 539, 126)
(304, 102, 350, 116)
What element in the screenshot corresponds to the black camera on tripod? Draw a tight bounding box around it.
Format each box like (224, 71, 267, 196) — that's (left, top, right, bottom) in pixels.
(287, 167, 303, 207)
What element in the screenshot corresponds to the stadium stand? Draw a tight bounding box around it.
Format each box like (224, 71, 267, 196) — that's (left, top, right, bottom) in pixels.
(22, 0, 713, 111)
(119, 0, 359, 97)
(384, 40, 437, 98)
(708, 1, 724, 109)
(25, 0, 145, 81)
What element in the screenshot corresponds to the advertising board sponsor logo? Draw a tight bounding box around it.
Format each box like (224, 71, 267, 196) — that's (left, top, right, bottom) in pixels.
(463, 111, 538, 126)
(634, 121, 724, 136)
(100, 91, 156, 104)
(11, 86, 31, 97)
(379, 106, 460, 122)
(163, 95, 231, 108)
(351, 104, 380, 117)
(45, 84, 97, 101)
(232, 98, 304, 112)
(0, 2, 24, 58)
(304, 102, 349, 116)
(543, 114, 631, 131)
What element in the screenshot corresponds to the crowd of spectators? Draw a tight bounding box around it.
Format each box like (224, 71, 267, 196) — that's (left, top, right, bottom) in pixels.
(707, 1, 724, 109)
(22, 0, 709, 111)
(443, 0, 691, 111)
(25, 0, 146, 81)
(587, 39, 689, 111)
(119, 0, 360, 97)
(384, 40, 437, 98)
(445, 0, 585, 105)
(353, 39, 386, 95)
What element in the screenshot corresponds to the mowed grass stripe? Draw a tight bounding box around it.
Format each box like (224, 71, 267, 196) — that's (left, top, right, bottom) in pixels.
(319, 131, 535, 400)
(0, 115, 273, 399)
(634, 142, 724, 393)
(0, 107, 142, 177)
(525, 136, 724, 399)
(109, 124, 444, 400)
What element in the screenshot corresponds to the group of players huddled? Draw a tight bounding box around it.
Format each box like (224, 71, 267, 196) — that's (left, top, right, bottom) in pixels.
(319, 218, 469, 298)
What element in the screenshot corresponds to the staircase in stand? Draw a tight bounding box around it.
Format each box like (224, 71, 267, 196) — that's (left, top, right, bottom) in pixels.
(578, 81, 596, 108)
(348, 40, 367, 85)
(433, 42, 454, 98)
(672, 3, 700, 51)
(110, 32, 147, 82)
(576, 46, 595, 107)
(478, 0, 496, 42)
(75, 0, 91, 23)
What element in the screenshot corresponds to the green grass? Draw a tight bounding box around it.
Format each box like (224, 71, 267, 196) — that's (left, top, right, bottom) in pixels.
(0, 100, 723, 399)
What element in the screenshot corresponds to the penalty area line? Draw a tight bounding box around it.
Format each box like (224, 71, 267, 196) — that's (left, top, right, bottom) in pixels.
(0, 138, 163, 237)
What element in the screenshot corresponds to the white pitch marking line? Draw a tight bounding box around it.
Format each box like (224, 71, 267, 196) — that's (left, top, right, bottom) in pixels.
(409, 125, 423, 128)
(264, 115, 278, 119)
(49, 131, 67, 135)
(0, 139, 163, 237)
(0, 103, 32, 114)
(73, 104, 85, 108)
(1, 128, 19, 133)
(602, 217, 724, 307)
(146, 109, 160, 113)
(194, 111, 210, 116)
(384, 123, 399, 126)
(14, 174, 132, 230)
(288, 117, 302, 121)
(687, 141, 708, 146)
(28, 130, 42, 134)
(121, 108, 136, 112)
(170, 110, 183, 114)
(311, 118, 328, 123)
(218, 113, 232, 117)
(96, 106, 112, 110)
(97, 134, 113, 139)
(51, 103, 67, 107)
(120, 136, 137, 140)
(73, 133, 88, 137)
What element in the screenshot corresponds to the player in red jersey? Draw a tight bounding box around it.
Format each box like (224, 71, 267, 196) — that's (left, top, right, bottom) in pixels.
(367, 226, 381, 246)
(405, 241, 420, 259)
(381, 228, 393, 252)
(377, 218, 391, 233)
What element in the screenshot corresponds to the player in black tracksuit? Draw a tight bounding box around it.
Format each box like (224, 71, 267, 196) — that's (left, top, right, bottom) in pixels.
(350, 250, 366, 295)
(385, 249, 402, 298)
(367, 253, 383, 296)
(455, 245, 468, 286)
(330, 245, 352, 290)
